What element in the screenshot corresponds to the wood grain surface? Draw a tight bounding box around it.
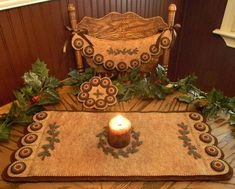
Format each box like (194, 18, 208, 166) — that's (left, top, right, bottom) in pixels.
(0, 86, 235, 188)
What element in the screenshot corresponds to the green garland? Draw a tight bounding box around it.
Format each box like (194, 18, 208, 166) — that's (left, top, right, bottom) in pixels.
(0, 60, 234, 142)
(64, 64, 235, 125)
(0, 59, 60, 141)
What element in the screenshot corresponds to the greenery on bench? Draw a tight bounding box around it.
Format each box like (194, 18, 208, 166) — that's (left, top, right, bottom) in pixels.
(0, 60, 234, 141)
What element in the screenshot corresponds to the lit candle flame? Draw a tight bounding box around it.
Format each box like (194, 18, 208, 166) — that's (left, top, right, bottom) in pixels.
(109, 115, 131, 131)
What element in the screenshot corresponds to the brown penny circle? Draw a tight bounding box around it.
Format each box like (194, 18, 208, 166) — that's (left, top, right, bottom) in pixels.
(199, 133, 212, 143)
(140, 52, 150, 62)
(130, 59, 140, 68)
(81, 83, 92, 92)
(84, 98, 95, 107)
(189, 112, 201, 120)
(79, 92, 89, 100)
(210, 160, 225, 172)
(100, 78, 110, 88)
(19, 147, 33, 158)
(106, 86, 117, 96)
(84, 46, 94, 56)
(90, 77, 100, 86)
(194, 122, 206, 131)
(96, 99, 106, 108)
(73, 38, 84, 49)
(24, 134, 38, 144)
(93, 54, 104, 64)
(35, 112, 48, 120)
(117, 62, 128, 71)
(149, 44, 159, 54)
(161, 37, 170, 47)
(205, 146, 219, 157)
(29, 122, 43, 131)
(105, 96, 115, 104)
(104, 60, 115, 70)
(11, 162, 26, 174)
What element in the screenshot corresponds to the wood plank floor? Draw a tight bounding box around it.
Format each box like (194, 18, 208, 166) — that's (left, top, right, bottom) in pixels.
(0, 86, 235, 189)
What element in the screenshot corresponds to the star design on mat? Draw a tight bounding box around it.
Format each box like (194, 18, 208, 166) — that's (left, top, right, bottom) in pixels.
(77, 76, 118, 110)
(93, 89, 104, 98)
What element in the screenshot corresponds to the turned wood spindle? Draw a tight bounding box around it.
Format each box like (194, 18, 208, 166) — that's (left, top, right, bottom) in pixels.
(68, 3, 84, 73)
(163, 4, 177, 74)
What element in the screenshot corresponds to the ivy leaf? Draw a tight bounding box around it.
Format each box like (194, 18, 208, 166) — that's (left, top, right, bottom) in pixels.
(64, 68, 95, 86)
(120, 87, 136, 101)
(177, 74, 198, 93)
(32, 59, 49, 80)
(156, 64, 169, 84)
(130, 68, 140, 82)
(154, 85, 165, 100)
(137, 78, 154, 99)
(44, 77, 60, 88)
(161, 85, 174, 94)
(68, 69, 80, 79)
(227, 97, 235, 112)
(229, 114, 235, 125)
(207, 89, 223, 103)
(177, 95, 194, 103)
(202, 104, 220, 118)
(156, 64, 166, 78)
(206, 89, 229, 108)
(113, 81, 127, 96)
(84, 67, 96, 80)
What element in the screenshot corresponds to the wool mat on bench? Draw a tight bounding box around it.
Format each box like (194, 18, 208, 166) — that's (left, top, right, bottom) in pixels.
(2, 111, 232, 182)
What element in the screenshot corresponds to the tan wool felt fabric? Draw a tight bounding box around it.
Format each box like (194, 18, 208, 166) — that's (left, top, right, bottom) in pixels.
(4, 111, 232, 181)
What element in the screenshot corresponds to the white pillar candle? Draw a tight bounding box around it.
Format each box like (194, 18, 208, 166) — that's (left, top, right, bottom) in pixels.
(108, 115, 131, 148)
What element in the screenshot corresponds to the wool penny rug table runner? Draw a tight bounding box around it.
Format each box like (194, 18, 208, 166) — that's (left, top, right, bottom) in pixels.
(2, 111, 233, 182)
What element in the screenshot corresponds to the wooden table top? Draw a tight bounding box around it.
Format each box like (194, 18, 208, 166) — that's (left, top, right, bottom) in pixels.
(0, 86, 235, 189)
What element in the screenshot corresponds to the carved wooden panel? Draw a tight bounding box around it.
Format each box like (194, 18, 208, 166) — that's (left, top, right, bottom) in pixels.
(77, 12, 168, 40)
(0, 0, 184, 106)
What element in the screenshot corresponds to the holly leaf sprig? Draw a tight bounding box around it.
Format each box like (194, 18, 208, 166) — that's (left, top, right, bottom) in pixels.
(62, 68, 96, 95)
(0, 59, 60, 141)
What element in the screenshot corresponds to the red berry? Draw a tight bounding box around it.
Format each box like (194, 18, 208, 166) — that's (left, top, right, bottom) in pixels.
(32, 96, 39, 103)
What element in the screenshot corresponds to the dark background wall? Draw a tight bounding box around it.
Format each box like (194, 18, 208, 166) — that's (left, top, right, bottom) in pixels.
(168, 0, 235, 97)
(0, 0, 234, 106)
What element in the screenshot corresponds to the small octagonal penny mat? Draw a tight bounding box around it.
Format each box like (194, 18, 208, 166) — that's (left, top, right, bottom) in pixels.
(2, 111, 233, 182)
(77, 76, 118, 110)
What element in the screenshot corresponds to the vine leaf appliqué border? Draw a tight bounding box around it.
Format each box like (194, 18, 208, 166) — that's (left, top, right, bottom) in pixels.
(178, 122, 201, 159)
(96, 127, 143, 159)
(107, 47, 139, 55)
(38, 122, 60, 160)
